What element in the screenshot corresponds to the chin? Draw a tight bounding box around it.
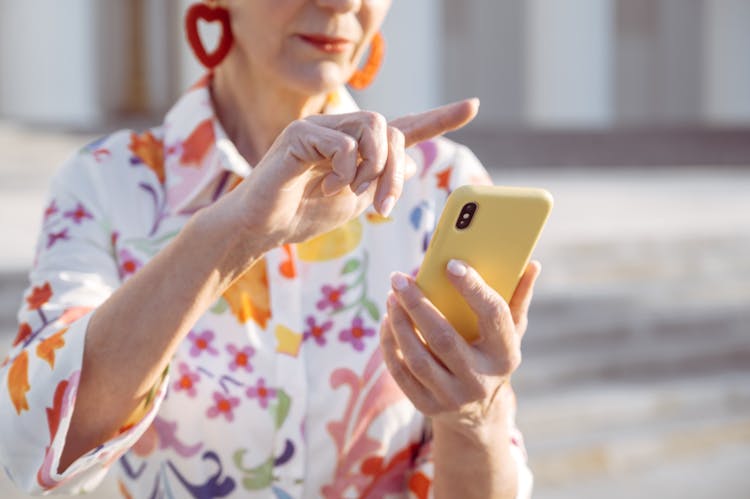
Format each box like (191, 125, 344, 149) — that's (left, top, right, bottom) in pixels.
(284, 62, 350, 96)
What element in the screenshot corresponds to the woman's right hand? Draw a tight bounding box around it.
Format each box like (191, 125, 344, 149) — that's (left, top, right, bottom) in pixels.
(219, 99, 479, 250)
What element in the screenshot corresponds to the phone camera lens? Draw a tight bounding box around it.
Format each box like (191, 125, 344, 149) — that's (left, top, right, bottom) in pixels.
(456, 202, 477, 230)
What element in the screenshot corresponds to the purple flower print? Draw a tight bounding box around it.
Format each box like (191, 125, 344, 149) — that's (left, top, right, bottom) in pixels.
(46, 228, 69, 249)
(63, 202, 93, 224)
(245, 378, 277, 409)
(173, 362, 200, 397)
(43, 200, 58, 222)
(302, 315, 333, 346)
(187, 329, 219, 357)
(118, 248, 142, 279)
(206, 391, 240, 422)
(338, 316, 375, 352)
(226, 343, 255, 372)
(316, 284, 347, 311)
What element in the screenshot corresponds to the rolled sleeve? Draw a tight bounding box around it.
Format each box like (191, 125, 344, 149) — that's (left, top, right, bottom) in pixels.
(0, 151, 169, 494)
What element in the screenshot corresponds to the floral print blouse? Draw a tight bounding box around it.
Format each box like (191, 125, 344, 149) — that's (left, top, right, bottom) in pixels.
(0, 77, 532, 498)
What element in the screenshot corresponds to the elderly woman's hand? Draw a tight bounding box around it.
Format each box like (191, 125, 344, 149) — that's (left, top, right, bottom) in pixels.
(220, 99, 478, 249)
(380, 259, 541, 428)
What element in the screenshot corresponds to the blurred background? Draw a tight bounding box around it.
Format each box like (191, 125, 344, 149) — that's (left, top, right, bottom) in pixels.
(1, 0, 749, 497)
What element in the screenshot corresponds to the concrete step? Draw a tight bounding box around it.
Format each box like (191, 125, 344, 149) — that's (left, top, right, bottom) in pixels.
(517, 372, 750, 440)
(532, 442, 750, 499)
(525, 296, 750, 353)
(524, 400, 750, 487)
(515, 324, 750, 393)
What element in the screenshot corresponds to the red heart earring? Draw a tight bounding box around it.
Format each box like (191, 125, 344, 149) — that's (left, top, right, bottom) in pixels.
(185, 2, 234, 69)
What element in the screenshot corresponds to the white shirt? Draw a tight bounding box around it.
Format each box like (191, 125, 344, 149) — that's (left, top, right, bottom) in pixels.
(0, 79, 532, 498)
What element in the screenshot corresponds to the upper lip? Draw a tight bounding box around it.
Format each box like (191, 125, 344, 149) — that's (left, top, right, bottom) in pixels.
(298, 33, 352, 44)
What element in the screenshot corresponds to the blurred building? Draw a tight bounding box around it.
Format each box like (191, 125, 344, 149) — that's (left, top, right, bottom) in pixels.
(1, 0, 749, 158)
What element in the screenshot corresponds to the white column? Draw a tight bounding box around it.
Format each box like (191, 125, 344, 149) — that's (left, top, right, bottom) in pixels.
(0, 0, 99, 126)
(703, 0, 750, 125)
(524, 0, 615, 127)
(141, 0, 178, 113)
(355, 0, 443, 118)
(176, 0, 206, 92)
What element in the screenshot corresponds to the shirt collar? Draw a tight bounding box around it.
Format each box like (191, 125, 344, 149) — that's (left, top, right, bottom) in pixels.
(162, 75, 359, 214)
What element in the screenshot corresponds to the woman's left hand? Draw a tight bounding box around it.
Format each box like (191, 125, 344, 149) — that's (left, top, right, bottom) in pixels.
(380, 259, 541, 428)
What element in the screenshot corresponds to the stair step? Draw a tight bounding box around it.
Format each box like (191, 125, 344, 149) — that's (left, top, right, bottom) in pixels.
(525, 408, 750, 486)
(532, 442, 750, 499)
(525, 298, 750, 352)
(517, 372, 750, 439)
(515, 327, 750, 393)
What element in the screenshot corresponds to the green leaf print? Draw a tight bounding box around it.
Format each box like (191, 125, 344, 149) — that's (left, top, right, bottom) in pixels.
(363, 299, 380, 322)
(341, 259, 360, 274)
(233, 450, 274, 490)
(210, 296, 229, 314)
(269, 390, 291, 429)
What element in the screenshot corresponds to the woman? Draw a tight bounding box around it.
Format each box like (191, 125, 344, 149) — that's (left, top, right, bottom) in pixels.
(0, 0, 539, 497)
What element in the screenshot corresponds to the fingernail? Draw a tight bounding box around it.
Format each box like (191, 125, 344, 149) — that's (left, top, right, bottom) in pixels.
(380, 196, 395, 217)
(447, 259, 468, 277)
(355, 181, 370, 195)
(390, 272, 409, 291)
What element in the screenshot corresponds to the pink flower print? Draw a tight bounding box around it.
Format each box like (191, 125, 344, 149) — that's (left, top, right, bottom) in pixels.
(303, 315, 333, 346)
(173, 362, 200, 397)
(338, 317, 375, 352)
(118, 248, 142, 279)
(63, 202, 93, 224)
(316, 284, 347, 311)
(245, 378, 277, 409)
(187, 329, 219, 357)
(226, 344, 255, 372)
(206, 391, 240, 422)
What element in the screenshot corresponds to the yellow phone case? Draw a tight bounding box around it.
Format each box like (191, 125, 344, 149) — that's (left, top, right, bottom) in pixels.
(415, 185, 553, 342)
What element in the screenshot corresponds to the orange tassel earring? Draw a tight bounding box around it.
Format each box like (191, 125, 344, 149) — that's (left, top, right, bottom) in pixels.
(348, 32, 385, 90)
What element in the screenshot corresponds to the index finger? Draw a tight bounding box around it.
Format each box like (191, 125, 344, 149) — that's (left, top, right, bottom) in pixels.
(389, 98, 480, 147)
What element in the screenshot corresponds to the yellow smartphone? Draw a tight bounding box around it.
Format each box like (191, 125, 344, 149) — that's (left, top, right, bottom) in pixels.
(415, 184, 553, 342)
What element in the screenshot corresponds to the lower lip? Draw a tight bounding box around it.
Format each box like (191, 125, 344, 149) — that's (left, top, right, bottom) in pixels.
(298, 36, 350, 54)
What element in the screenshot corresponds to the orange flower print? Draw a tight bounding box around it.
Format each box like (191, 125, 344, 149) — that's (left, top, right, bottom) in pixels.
(46, 378, 70, 443)
(180, 119, 214, 167)
(129, 131, 165, 184)
(222, 258, 271, 328)
(278, 244, 297, 279)
(36, 328, 68, 369)
(26, 282, 52, 311)
(436, 166, 452, 193)
(408, 472, 431, 499)
(8, 351, 30, 414)
(12, 323, 32, 347)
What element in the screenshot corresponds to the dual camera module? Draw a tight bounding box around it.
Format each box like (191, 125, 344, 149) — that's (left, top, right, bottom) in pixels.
(455, 202, 477, 230)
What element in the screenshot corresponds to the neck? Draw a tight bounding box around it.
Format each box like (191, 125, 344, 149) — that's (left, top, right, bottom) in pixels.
(211, 57, 331, 166)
